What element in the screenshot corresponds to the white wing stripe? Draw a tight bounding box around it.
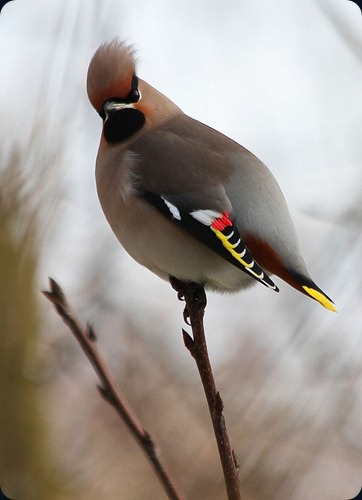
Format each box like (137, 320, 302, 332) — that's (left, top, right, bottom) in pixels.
(162, 197, 181, 220)
(190, 209, 222, 226)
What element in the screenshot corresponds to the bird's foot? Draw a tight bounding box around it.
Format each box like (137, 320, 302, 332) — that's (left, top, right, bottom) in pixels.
(169, 276, 207, 325)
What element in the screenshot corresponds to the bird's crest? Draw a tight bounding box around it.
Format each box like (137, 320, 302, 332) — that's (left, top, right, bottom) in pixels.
(87, 39, 137, 114)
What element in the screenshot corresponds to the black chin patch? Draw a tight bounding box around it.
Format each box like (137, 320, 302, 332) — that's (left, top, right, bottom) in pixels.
(104, 108, 145, 143)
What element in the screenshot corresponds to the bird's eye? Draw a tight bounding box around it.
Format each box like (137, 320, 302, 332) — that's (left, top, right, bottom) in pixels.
(131, 89, 141, 102)
(128, 74, 141, 103)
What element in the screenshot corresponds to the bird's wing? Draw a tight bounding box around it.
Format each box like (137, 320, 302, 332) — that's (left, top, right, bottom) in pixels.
(142, 191, 278, 290)
(131, 115, 278, 291)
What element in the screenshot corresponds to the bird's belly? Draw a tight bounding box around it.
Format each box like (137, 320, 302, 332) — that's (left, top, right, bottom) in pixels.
(101, 194, 254, 292)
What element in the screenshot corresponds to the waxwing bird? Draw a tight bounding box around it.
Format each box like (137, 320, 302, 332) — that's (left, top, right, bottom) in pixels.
(87, 40, 336, 312)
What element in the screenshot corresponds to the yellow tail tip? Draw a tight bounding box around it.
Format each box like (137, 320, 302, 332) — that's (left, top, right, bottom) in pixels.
(302, 286, 337, 312)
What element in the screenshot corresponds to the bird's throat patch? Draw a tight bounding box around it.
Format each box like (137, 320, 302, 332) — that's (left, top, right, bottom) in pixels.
(103, 108, 145, 143)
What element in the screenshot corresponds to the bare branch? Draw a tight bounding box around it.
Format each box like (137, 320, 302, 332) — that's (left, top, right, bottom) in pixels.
(43, 278, 185, 500)
(170, 277, 242, 500)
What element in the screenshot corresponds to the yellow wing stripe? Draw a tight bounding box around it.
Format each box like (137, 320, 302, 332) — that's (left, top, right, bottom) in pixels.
(303, 286, 337, 312)
(211, 227, 264, 279)
(223, 237, 243, 251)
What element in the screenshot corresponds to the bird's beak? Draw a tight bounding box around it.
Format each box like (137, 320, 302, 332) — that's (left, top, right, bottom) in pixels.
(104, 101, 133, 117)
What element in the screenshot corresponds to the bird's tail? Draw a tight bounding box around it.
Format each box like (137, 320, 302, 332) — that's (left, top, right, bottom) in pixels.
(288, 270, 337, 312)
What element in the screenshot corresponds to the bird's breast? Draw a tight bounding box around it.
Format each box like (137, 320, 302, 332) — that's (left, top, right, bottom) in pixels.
(95, 148, 253, 291)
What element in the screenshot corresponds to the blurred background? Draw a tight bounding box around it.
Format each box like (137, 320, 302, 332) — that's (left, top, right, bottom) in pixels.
(1, 1, 362, 498)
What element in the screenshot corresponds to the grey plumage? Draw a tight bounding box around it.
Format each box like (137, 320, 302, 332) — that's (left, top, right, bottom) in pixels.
(87, 40, 336, 311)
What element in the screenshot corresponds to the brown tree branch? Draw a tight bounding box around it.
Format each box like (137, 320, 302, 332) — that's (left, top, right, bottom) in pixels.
(43, 278, 186, 500)
(170, 277, 242, 500)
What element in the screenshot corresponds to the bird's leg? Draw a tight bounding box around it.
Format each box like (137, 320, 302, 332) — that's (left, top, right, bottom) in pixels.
(169, 277, 207, 326)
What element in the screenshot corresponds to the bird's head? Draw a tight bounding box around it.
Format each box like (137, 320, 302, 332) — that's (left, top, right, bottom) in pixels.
(87, 40, 138, 116)
(87, 40, 146, 143)
(87, 39, 181, 143)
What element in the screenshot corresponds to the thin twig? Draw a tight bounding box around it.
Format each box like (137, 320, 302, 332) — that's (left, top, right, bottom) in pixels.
(170, 277, 242, 500)
(43, 278, 186, 500)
